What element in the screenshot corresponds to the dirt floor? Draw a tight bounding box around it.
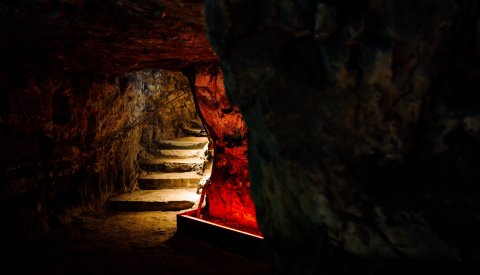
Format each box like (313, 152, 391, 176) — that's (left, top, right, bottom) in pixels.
(3, 210, 271, 275)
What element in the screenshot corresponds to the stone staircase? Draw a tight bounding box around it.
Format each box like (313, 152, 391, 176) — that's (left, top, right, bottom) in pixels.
(108, 136, 210, 212)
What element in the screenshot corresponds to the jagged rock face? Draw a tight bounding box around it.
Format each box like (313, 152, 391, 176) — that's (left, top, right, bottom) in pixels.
(0, 0, 217, 73)
(191, 65, 258, 230)
(135, 70, 201, 147)
(206, 0, 480, 273)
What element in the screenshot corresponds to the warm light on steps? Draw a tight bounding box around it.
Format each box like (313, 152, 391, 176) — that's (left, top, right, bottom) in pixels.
(153, 137, 209, 150)
(152, 149, 205, 158)
(108, 136, 211, 212)
(108, 189, 201, 211)
(137, 172, 203, 189)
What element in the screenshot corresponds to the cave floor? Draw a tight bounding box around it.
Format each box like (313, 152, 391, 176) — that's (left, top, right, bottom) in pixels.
(5, 210, 270, 275)
(108, 188, 200, 211)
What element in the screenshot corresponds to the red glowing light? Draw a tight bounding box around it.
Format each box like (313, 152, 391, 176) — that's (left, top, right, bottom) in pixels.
(193, 65, 260, 232)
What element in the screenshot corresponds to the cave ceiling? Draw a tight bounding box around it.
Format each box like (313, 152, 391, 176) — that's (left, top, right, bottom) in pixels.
(0, 0, 217, 73)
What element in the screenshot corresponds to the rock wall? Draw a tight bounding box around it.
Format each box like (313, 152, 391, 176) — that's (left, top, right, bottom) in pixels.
(0, 68, 196, 245)
(136, 70, 201, 147)
(190, 64, 259, 230)
(0, 71, 139, 243)
(206, 0, 480, 273)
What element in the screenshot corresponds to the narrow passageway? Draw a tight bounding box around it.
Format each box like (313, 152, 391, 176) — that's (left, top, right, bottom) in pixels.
(106, 70, 212, 214)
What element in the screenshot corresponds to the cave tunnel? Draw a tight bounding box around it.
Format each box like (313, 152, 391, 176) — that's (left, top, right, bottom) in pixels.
(1, 1, 480, 274)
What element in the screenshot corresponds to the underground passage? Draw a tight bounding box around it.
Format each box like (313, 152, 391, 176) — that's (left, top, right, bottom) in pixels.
(1, 1, 480, 274)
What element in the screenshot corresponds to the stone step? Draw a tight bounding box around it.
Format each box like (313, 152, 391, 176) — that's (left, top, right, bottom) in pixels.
(138, 172, 203, 189)
(139, 157, 204, 173)
(150, 149, 205, 159)
(154, 137, 208, 150)
(108, 189, 199, 211)
(182, 126, 202, 136)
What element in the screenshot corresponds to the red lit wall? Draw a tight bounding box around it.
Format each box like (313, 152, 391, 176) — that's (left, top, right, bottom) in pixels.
(192, 65, 259, 231)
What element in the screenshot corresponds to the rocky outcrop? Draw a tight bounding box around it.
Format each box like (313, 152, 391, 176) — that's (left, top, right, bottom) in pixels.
(205, 0, 480, 273)
(190, 64, 259, 230)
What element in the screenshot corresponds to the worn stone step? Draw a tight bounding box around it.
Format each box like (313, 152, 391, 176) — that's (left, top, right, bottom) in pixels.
(108, 189, 199, 211)
(182, 126, 202, 136)
(155, 137, 208, 149)
(151, 149, 205, 159)
(139, 157, 204, 172)
(138, 172, 203, 189)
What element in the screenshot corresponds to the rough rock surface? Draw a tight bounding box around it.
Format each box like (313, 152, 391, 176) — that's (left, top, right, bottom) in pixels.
(206, 0, 480, 273)
(0, 72, 143, 242)
(0, 0, 217, 73)
(190, 64, 259, 230)
(135, 70, 201, 147)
